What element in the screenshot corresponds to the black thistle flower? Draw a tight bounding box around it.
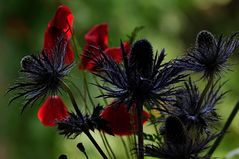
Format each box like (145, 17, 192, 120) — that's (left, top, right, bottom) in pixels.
(8, 38, 73, 112)
(178, 30, 239, 79)
(168, 78, 225, 133)
(144, 116, 218, 159)
(57, 105, 113, 138)
(89, 39, 186, 111)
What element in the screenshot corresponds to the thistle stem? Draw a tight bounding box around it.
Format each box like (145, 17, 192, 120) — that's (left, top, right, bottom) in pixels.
(207, 100, 239, 157)
(136, 101, 144, 159)
(93, 75, 129, 159)
(60, 80, 84, 121)
(60, 80, 108, 159)
(84, 131, 108, 159)
(196, 75, 213, 112)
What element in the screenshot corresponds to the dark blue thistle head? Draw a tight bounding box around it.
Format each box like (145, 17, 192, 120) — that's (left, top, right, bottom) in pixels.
(8, 38, 73, 112)
(129, 39, 153, 78)
(144, 116, 218, 159)
(57, 105, 113, 138)
(90, 39, 186, 110)
(168, 78, 225, 134)
(178, 30, 239, 79)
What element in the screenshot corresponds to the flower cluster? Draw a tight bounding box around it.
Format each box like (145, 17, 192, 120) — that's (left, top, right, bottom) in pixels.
(8, 5, 74, 126)
(8, 4, 239, 159)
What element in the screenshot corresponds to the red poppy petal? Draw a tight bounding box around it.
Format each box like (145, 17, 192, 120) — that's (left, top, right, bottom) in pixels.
(43, 5, 74, 64)
(79, 44, 103, 71)
(100, 103, 149, 136)
(104, 47, 122, 63)
(104, 42, 131, 63)
(48, 5, 74, 39)
(123, 42, 131, 55)
(37, 96, 69, 126)
(64, 43, 74, 64)
(85, 23, 108, 50)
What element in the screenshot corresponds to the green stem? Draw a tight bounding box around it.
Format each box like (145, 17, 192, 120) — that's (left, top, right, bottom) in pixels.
(207, 100, 239, 157)
(120, 137, 131, 159)
(99, 131, 114, 159)
(67, 80, 90, 113)
(60, 80, 108, 159)
(60, 80, 84, 120)
(83, 72, 95, 107)
(93, 75, 130, 159)
(102, 133, 117, 159)
(93, 75, 108, 104)
(84, 131, 108, 159)
(195, 75, 214, 113)
(136, 101, 144, 159)
(84, 74, 117, 158)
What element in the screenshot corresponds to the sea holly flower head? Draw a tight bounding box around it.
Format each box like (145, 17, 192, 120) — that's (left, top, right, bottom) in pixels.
(8, 5, 74, 113)
(145, 116, 218, 159)
(168, 79, 224, 133)
(92, 39, 186, 111)
(178, 30, 239, 79)
(57, 105, 113, 138)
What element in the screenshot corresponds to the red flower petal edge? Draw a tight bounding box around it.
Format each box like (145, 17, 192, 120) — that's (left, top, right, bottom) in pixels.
(44, 5, 74, 64)
(105, 42, 131, 63)
(84, 23, 108, 49)
(37, 96, 69, 126)
(100, 103, 150, 136)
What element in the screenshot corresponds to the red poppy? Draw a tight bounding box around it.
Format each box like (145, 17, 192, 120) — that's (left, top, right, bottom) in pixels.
(37, 96, 69, 126)
(79, 23, 130, 71)
(37, 5, 73, 126)
(44, 5, 74, 64)
(100, 103, 150, 136)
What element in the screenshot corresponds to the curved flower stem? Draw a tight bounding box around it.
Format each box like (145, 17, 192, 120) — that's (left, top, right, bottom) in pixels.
(82, 74, 116, 159)
(60, 80, 108, 159)
(136, 100, 144, 159)
(60, 80, 84, 120)
(83, 72, 95, 107)
(120, 137, 131, 159)
(68, 79, 113, 159)
(67, 80, 90, 113)
(93, 75, 130, 159)
(84, 131, 108, 159)
(207, 100, 239, 157)
(99, 131, 114, 159)
(195, 75, 214, 113)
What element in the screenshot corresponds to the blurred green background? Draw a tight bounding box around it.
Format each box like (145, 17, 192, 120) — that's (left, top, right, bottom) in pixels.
(1, 0, 239, 158)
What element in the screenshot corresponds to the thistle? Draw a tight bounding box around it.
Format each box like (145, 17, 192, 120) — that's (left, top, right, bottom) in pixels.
(167, 78, 225, 134)
(178, 30, 239, 79)
(88, 39, 186, 158)
(145, 116, 219, 159)
(8, 38, 73, 112)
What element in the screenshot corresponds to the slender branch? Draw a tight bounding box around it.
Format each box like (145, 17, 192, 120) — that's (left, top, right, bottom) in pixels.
(120, 137, 131, 159)
(60, 80, 108, 159)
(93, 75, 129, 159)
(85, 131, 108, 159)
(60, 80, 84, 121)
(195, 75, 213, 113)
(83, 72, 95, 107)
(136, 101, 144, 159)
(207, 100, 239, 157)
(99, 131, 114, 159)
